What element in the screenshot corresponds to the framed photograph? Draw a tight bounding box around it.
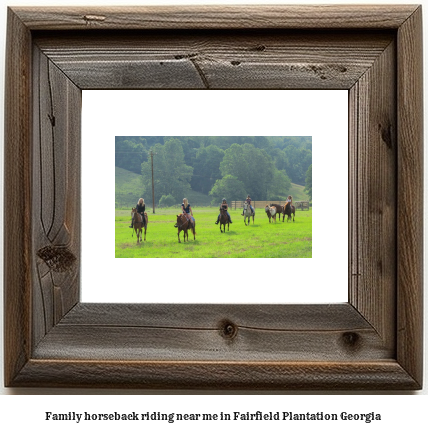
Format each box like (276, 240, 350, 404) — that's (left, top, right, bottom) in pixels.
(83, 90, 347, 305)
(4, 5, 423, 389)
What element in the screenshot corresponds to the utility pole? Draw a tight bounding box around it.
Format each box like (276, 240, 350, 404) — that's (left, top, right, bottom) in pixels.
(150, 150, 155, 214)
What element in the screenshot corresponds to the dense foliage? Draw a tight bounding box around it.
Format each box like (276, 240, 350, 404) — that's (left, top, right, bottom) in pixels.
(140, 138, 193, 204)
(115, 136, 311, 204)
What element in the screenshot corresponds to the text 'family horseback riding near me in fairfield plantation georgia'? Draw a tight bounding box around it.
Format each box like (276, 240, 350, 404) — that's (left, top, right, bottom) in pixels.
(44, 411, 382, 424)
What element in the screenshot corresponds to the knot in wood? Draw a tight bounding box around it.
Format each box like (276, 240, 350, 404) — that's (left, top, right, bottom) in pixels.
(378, 123, 393, 149)
(341, 332, 361, 350)
(219, 320, 238, 340)
(37, 245, 76, 272)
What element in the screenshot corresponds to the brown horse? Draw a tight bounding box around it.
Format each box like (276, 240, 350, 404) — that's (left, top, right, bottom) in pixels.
(270, 203, 284, 221)
(283, 203, 296, 222)
(175, 213, 196, 243)
(131, 208, 148, 242)
(219, 207, 229, 233)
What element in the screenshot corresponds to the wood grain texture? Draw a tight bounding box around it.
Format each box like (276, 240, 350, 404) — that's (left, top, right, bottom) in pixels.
(349, 40, 396, 351)
(32, 47, 81, 348)
(396, 6, 423, 387)
(60, 303, 369, 329)
(34, 31, 393, 90)
(3, 5, 423, 390)
(3, 8, 32, 387)
(32, 304, 391, 362)
(11, 5, 420, 30)
(12, 361, 419, 390)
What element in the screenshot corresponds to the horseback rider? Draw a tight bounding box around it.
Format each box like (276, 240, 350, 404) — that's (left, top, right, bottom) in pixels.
(129, 198, 145, 228)
(242, 195, 254, 216)
(215, 198, 232, 224)
(286, 195, 293, 209)
(181, 198, 195, 224)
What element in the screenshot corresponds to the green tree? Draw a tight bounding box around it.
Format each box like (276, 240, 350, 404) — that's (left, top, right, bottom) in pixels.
(271, 148, 289, 172)
(254, 136, 274, 153)
(267, 169, 292, 201)
(283, 145, 312, 185)
(191, 145, 225, 194)
(141, 138, 193, 204)
(304, 164, 312, 201)
(158, 194, 176, 207)
(220, 143, 273, 199)
(115, 137, 148, 174)
(209, 175, 246, 205)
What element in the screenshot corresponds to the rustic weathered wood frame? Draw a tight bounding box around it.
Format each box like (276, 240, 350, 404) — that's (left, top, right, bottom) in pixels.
(4, 5, 423, 389)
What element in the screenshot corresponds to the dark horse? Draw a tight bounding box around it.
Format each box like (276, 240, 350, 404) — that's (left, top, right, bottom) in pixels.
(283, 203, 296, 222)
(219, 207, 230, 233)
(175, 213, 196, 243)
(131, 208, 148, 242)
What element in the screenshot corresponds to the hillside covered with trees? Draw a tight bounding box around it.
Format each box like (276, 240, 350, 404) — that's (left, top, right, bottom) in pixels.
(115, 136, 312, 206)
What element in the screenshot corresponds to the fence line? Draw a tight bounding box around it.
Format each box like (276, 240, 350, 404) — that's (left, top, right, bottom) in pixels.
(230, 200, 310, 210)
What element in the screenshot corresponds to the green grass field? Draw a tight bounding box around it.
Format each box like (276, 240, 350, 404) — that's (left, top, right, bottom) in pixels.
(116, 207, 312, 258)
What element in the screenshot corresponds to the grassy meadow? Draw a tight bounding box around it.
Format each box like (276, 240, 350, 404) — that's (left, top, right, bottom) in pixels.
(116, 206, 312, 258)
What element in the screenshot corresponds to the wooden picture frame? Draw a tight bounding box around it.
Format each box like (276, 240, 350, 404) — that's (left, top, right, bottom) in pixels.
(4, 5, 423, 389)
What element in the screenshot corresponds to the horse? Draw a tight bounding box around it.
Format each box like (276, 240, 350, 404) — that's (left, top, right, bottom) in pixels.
(219, 207, 230, 233)
(265, 205, 277, 223)
(270, 203, 284, 221)
(175, 213, 196, 243)
(131, 208, 148, 242)
(243, 201, 255, 226)
(283, 203, 296, 222)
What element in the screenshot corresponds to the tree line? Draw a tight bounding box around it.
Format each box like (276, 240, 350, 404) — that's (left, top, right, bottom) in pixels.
(115, 136, 312, 205)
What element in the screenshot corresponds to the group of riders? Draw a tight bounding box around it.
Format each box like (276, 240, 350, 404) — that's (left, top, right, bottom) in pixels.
(129, 197, 195, 229)
(129, 194, 293, 228)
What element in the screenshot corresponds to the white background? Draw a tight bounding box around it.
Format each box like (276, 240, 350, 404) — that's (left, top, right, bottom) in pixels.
(0, 0, 427, 430)
(82, 90, 348, 303)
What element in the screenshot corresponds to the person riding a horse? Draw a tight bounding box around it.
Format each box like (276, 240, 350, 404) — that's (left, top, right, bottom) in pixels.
(129, 198, 145, 228)
(215, 198, 232, 224)
(286, 195, 293, 209)
(242, 195, 254, 216)
(181, 198, 195, 224)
